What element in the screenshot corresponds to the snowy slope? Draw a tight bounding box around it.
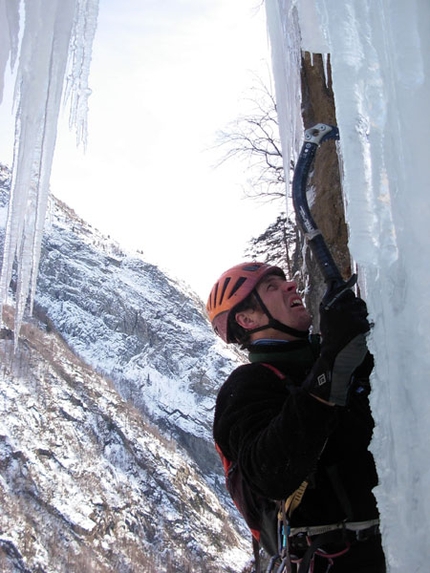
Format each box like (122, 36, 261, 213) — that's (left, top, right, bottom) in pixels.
(0, 164, 251, 572)
(0, 308, 248, 572)
(32, 189, 247, 487)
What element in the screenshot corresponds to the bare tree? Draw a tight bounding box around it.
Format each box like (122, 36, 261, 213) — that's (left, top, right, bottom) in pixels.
(214, 73, 287, 205)
(214, 72, 304, 280)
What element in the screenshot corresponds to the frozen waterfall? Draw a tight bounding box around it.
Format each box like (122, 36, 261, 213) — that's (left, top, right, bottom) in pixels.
(266, 1, 430, 571)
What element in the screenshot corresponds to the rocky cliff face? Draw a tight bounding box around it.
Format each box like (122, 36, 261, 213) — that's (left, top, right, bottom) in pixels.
(35, 193, 244, 486)
(0, 164, 250, 572)
(299, 53, 351, 327)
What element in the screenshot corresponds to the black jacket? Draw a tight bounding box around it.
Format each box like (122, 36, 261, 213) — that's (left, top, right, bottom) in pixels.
(213, 338, 380, 528)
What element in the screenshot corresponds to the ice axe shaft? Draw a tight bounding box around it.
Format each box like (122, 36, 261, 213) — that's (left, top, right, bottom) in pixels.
(292, 123, 356, 307)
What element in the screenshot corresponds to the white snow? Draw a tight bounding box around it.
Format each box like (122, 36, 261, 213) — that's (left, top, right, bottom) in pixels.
(266, 1, 430, 571)
(0, 0, 98, 341)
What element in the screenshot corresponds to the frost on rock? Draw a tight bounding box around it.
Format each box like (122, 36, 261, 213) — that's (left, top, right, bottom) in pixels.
(266, 1, 430, 571)
(0, 0, 99, 341)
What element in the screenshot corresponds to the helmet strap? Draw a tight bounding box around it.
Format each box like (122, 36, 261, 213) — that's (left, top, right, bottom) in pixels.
(248, 290, 310, 340)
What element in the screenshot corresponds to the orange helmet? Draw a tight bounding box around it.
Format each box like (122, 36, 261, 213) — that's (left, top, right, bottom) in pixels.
(206, 262, 285, 343)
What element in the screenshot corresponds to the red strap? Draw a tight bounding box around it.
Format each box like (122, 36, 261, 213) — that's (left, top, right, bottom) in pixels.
(215, 442, 232, 474)
(261, 362, 286, 380)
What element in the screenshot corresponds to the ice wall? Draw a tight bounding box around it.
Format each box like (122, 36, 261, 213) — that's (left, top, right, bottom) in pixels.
(0, 0, 98, 340)
(266, 0, 430, 571)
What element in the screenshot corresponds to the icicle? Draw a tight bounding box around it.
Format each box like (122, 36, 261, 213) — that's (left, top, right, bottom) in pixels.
(0, 0, 99, 343)
(265, 0, 304, 187)
(0, 0, 20, 104)
(322, 52, 329, 88)
(64, 0, 99, 149)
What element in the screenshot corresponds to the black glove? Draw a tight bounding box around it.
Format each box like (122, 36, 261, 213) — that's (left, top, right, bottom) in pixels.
(304, 289, 370, 406)
(319, 288, 370, 357)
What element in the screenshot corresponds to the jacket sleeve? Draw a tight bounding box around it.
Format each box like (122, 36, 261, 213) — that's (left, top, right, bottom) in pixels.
(213, 363, 338, 500)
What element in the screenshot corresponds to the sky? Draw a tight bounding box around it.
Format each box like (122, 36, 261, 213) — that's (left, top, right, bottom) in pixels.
(0, 0, 282, 301)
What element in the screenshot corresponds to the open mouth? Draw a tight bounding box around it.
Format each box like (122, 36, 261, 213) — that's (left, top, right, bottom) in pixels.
(290, 298, 303, 308)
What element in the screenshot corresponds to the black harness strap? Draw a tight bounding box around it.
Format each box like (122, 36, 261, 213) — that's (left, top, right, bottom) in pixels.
(252, 536, 262, 573)
(296, 530, 349, 573)
(326, 464, 354, 521)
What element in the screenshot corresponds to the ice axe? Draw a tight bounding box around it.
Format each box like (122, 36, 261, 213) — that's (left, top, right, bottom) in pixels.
(292, 123, 356, 308)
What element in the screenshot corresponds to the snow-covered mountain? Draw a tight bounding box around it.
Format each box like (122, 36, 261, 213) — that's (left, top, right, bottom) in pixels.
(0, 163, 251, 572)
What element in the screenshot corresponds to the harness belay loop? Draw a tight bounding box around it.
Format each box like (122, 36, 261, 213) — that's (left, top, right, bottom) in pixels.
(267, 515, 380, 573)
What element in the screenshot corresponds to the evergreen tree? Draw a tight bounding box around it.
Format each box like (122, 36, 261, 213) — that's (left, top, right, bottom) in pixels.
(244, 214, 302, 280)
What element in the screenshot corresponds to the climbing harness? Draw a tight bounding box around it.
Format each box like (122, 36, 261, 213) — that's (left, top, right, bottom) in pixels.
(216, 357, 380, 573)
(266, 508, 380, 573)
(256, 365, 380, 573)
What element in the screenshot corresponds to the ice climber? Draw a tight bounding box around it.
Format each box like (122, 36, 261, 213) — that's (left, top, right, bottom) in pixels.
(207, 262, 386, 573)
